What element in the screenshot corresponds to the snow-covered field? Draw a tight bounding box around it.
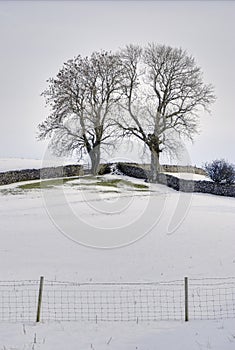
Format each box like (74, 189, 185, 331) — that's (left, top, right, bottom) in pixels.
(0, 157, 78, 172)
(165, 172, 211, 181)
(1, 320, 235, 350)
(0, 158, 43, 172)
(0, 159, 235, 349)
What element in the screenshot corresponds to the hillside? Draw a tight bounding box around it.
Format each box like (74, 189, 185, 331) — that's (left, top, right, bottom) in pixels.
(0, 160, 235, 349)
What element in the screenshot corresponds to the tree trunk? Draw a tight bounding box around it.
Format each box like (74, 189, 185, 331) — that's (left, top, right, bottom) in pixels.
(150, 149, 161, 182)
(89, 144, 101, 175)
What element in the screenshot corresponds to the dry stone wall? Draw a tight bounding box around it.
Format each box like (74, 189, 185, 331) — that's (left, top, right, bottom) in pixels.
(161, 164, 207, 176)
(156, 173, 235, 197)
(109, 163, 235, 198)
(0, 165, 83, 186)
(1, 162, 234, 197)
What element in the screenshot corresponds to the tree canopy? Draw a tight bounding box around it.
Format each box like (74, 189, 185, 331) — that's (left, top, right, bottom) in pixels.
(117, 44, 216, 181)
(38, 51, 124, 174)
(38, 44, 215, 179)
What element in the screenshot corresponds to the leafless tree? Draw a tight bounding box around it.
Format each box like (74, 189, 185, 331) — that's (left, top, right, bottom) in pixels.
(118, 44, 216, 181)
(38, 51, 124, 175)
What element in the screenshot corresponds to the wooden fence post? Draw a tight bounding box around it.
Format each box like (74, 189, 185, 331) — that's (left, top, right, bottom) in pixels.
(184, 277, 189, 322)
(36, 276, 44, 322)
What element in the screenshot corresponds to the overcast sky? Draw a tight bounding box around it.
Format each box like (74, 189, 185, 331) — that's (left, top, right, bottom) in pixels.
(0, 0, 235, 167)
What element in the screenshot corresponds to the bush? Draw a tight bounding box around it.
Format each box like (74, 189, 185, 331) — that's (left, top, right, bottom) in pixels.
(204, 159, 235, 184)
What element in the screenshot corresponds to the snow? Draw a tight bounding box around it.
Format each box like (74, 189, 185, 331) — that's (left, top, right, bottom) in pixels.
(165, 172, 211, 181)
(0, 157, 78, 172)
(0, 158, 43, 172)
(1, 178, 234, 281)
(0, 159, 235, 349)
(1, 320, 235, 350)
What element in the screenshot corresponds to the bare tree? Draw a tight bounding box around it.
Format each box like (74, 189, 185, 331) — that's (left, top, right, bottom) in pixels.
(118, 44, 216, 181)
(38, 51, 124, 175)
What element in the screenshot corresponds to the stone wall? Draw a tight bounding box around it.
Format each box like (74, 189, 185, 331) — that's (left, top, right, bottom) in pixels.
(161, 164, 207, 176)
(0, 165, 83, 186)
(140, 163, 207, 175)
(98, 162, 149, 179)
(156, 173, 235, 197)
(1, 162, 234, 198)
(101, 162, 235, 198)
(98, 162, 207, 177)
(116, 163, 148, 180)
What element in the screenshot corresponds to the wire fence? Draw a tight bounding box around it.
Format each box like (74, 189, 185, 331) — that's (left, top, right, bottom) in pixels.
(0, 277, 235, 323)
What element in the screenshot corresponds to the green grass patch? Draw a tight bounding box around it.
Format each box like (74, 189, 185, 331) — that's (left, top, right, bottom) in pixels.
(72, 178, 148, 190)
(0, 176, 148, 195)
(98, 190, 120, 194)
(18, 177, 81, 190)
(131, 183, 149, 189)
(100, 179, 148, 190)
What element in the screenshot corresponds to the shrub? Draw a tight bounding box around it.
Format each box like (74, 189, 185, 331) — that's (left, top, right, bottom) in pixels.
(204, 159, 235, 184)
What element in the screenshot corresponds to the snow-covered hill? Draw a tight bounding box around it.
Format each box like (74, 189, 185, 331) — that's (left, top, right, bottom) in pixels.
(165, 171, 211, 181)
(0, 157, 79, 172)
(0, 161, 234, 349)
(0, 158, 43, 172)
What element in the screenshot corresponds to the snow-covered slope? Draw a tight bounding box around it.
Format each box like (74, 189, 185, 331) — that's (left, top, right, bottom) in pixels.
(0, 158, 43, 172)
(1, 320, 235, 350)
(165, 172, 211, 181)
(1, 174, 234, 281)
(0, 167, 234, 349)
(0, 157, 80, 172)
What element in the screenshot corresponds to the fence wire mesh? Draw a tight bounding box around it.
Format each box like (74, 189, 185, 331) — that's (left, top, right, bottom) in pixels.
(0, 278, 235, 322)
(0, 280, 39, 322)
(41, 281, 184, 322)
(189, 277, 235, 320)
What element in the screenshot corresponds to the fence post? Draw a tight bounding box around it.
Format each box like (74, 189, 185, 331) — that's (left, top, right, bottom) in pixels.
(36, 276, 44, 322)
(184, 277, 189, 322)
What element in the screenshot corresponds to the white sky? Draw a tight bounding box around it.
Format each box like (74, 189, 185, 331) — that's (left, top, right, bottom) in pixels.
(0, 0, 235, 167)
